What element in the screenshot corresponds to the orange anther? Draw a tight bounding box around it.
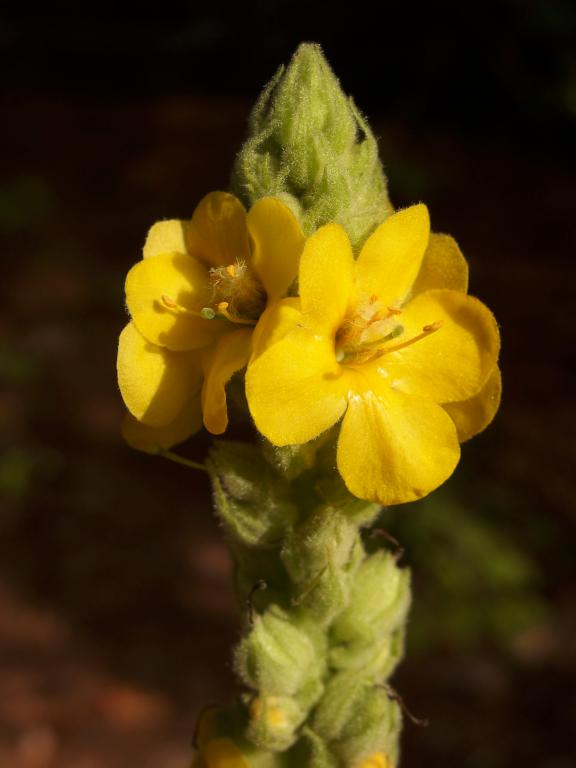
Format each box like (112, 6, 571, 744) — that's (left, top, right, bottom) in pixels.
(161, 294, 178, 309)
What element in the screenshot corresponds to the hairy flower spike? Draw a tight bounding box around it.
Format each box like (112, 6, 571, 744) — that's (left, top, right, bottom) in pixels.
(231, 43, 393, 249)
(117, 40, 502, 768)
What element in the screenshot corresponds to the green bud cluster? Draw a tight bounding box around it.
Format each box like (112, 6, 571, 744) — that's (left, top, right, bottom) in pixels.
(231, 43, 393, 251)
(194, 44, 410, 768)
(205, 438, 411, 766)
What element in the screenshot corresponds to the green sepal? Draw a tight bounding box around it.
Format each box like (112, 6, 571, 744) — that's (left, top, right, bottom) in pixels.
(332, 687, 402, 767)
(235, 606, 326, 697)
(329, 625, 407, 684)
(281, 506, 363, 624)
(311, 671, 369, 743)
(262, 439, 324, 482)
(244, 694, 306, 752)
(286, 727, 338, 768)
(231, 42, 393, 250)
(331, 552, 411, 646)
(208, 440, 297, 548)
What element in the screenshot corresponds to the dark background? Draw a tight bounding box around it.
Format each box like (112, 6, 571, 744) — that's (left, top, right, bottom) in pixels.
(1, 4, 575, 767)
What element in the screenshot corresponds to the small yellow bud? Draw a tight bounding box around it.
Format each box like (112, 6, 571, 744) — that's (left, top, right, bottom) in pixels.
(359, 753, 392, 768)
(201, 737, 250, 768)
(250, 696, 288, 728)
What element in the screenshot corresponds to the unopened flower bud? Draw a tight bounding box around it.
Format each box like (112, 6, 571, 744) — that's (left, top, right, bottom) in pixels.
(231, 43, 393, 250)
(247, 695, 305, 751)
(235, 607, 325, 697)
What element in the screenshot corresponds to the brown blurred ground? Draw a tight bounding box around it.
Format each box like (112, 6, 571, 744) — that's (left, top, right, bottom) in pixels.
(0, 92, 575, 768)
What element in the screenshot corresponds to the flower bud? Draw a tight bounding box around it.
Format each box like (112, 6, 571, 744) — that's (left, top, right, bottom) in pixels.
(208, 441, 297, 547)
(287, 727, 338, 768)
(235, 607, 325, 697)
(333, 687, 401, 768)
(281, 507, 362, 623)
(231, 43, 392, 250)
(247, 694, 305, 751)
(332, 552, 411, 647)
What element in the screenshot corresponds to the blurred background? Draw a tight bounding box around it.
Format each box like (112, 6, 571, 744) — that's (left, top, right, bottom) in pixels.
(1, 3, 575, 766)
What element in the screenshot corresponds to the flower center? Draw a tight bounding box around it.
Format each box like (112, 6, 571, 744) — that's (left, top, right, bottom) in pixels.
(335, 295, 441, 365)
(160, 259, 266, 327)
(208, 260, 266, 324)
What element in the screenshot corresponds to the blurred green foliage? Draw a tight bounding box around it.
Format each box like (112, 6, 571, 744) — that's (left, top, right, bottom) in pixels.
(378, 489, 549, 652)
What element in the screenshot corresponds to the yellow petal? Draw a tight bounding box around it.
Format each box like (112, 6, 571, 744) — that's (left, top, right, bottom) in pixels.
(444, 364, 502, 442)
(186, 191, 250, 268)
(121, 396, 202, 453)
(299, 223, 355, 335)
(356, 204, 430, 305)
(126, 252, 218, 352)
(143, 219, 190, 259)
(337, 388, 460, 505)
(246, 327, 348, 446)
(202, 329, 252, 435)
(359, 753, 391, 768)
(201, 738, 249, 768)
(247, 197, 304, 301)
(411, 232, 469, 295)
(380, 289, 500, 403)
(195, 706, 221, 750)
(117, 322, 202, 426)
(250, 297, 302, 360)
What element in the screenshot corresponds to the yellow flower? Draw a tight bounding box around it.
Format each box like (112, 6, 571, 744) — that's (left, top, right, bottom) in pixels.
(117, 191, 304, 450)
(246, 205, 501, 505)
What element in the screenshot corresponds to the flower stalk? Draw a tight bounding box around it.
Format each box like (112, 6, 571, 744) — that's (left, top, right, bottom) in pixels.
(116, 42, 501, 768)
(203, 436, 409, 767)
(194, 45, 412, 766)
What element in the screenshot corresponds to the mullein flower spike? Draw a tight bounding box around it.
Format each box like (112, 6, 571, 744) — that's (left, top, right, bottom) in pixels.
(117, 42, 500, 767)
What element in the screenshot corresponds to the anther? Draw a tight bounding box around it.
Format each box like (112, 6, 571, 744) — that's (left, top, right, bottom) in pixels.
(216, 301, 255, 326)
(226, 264, 237, 277)
(161, 294, 178, 309)
(200, 307, 216, 320)
(387, 306, 402, 316)
(160, 294, 205, 319)
(422, 321, 442, 333)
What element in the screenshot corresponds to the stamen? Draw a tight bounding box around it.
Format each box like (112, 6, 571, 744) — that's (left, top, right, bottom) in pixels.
(338, 325, 404, 362)
(378, 321, 442, 356)
(161, 294, 178, 309)
(216, 301, 255, 326)
(160, 294, 205, 319)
